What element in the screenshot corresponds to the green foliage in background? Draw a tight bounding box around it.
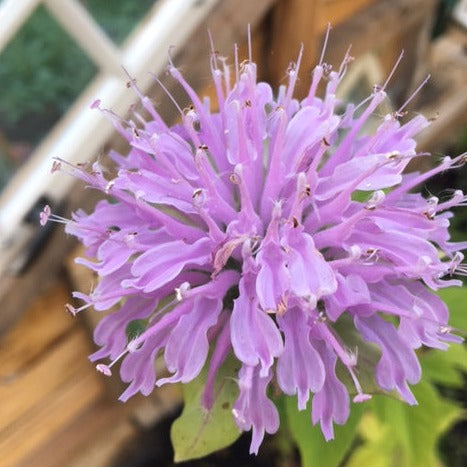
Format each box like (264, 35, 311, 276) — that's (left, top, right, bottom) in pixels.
(284, 398, 364, 467)
(0, 1, 153, 138)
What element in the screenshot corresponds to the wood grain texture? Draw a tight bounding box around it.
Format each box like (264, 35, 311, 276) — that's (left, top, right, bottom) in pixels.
(268, 0, 318, 96)
(416, 27, 467, 153)
(316, 0, 376, 32)
(21, 398, 137, 467)
(0, 278, 182, 467)
(322, 0, 437, 68)
(0, 282, 73, 380)
(267, 0, 376, 96)
(0, 280, 105, 467)
(306, 0, 438, 110)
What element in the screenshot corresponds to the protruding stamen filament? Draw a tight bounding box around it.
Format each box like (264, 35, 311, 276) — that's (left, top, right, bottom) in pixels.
(95, 347, 130, 377)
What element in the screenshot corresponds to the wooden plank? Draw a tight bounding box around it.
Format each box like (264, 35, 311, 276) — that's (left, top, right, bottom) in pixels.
(322, 0, 436, 69)
(417, 28, 467, 153)
(0, 329, 99, 431)
(18, 371, 182, 467)
(0, 330, 104, 467)
(20, 397, 138, 467)
(418, 85, 467, 153)
(0, 230, 75, 337)
(0, 281, 73, 379)
(268, 0, 319, 97)
(315, 0, 437, 110)
(316, 0, 376, 32)
(267, 0, 376, 96)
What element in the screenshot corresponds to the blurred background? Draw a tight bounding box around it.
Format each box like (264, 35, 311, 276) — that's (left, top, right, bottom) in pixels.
(0, 0, 466, 466)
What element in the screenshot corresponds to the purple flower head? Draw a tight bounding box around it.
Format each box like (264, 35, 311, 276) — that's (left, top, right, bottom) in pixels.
(47, 37, 467, 454)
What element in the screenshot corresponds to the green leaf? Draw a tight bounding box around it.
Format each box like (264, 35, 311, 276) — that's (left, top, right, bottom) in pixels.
(171, 356, 241, 462)
(125, 319, 147, 341)
(333, 315, 399, 399)
(437, 287, 467, 331)
(421, 344, 467, 387)
(345, 413, 395, 467)
(351, 190, 371, 202)
(284, 396, 364, 467)
(348, 380, 464, 467)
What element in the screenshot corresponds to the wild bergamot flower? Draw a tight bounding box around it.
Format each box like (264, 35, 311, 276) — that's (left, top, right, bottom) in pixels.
(43, 39, 466, 454)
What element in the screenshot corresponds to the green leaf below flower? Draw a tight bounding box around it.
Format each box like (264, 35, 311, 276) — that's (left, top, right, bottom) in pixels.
(284, 395, 364, 467)
(437, 286, 467, 331)
(347, 380, 464, 467)
(171, 355, 241, 462)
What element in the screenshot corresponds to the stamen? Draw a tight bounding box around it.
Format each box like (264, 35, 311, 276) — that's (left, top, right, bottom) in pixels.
(328, 245, 362, 268)
(234, 43, 240, 85)
(105, 180, 115, 194)
(96, 364, 112, 376)
(363, 248, 379, 264)
(337, 45, 354, 79)
(437, 190, 467, 211)
(40, 205, 51, 226)
(284, 44, 304, 107)
(247, 23, 252, 63)
(192, 188, 225, 242)
(398, 74, 430, 114)
(95, 347, 130, 377)
(128, 300, 192, 351)
(149, 72, 183, 117)
(365, 190, 386, 210)
(319, 323, 356, 367)
(319, 23, 332, 66)
(65, 301, 92, 316)
(175, 282, 191, 301)
(90, 99, 101, 109)
(51, 160, 62, 173)
(385, 156, 454, 203)
(381, 50, 404, 92)
(40, 205, 70, 227)
(448, 252, 467, 276)
(289, 172, 309, 222)
(232, 164, 258, 222)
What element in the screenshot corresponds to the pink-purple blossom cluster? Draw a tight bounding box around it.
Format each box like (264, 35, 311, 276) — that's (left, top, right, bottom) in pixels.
(44, 43, 466, 454)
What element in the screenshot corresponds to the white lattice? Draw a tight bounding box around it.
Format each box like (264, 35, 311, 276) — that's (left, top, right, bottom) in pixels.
(0, 0, 220, 276)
